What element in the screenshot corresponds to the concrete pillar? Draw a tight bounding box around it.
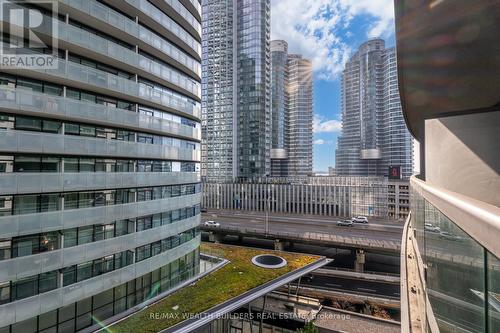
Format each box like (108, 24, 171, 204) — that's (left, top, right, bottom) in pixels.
(274, 239, 284, 251)
(208, 233, 223, 243)
(354, 249, 365, 272)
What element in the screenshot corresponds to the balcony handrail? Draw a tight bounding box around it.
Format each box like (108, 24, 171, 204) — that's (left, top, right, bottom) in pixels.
(400, 212, 410, 333)
(0, 86, 200, 140)
(410, 176, 500, 259)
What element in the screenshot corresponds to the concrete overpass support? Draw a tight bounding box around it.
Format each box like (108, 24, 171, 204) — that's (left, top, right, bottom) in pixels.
(274, 239, 288, 251)
(354, 249, 366, 272)
(208, 233, 224, 243)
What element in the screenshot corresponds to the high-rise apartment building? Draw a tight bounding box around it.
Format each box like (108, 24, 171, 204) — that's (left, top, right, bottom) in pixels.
(287, 54, 313, 176)
(202, 0, 271, 182)
(0, 1, 202, 332)
(381, 47, 414, 178)
(335, 39, 413, 178)
(270, 40, 289, 176)
(270, 40, 313, 177)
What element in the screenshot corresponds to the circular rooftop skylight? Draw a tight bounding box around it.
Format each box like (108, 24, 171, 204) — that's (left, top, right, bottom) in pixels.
(251, 254, 287, 269)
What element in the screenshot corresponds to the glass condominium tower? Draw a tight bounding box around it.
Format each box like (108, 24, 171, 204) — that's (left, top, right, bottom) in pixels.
(270, 40, 288, 176)
(202, 0, 271, 182)
(382, 47, 413, 178)
(335, 39, 413, 178)
(0, 0, 202, 332)
(270, 41, 313, 177)
(287, 54, 313, 176)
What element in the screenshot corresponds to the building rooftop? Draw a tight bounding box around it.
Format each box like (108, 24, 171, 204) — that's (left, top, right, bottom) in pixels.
(107, 243, 325, 333)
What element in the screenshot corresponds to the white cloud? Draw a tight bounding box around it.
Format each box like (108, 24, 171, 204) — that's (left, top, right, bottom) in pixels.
(271, 0, 395, 81)
(314, 139, 326, 145)
(340, 0, 395, 38)
(313, 116, 342, 133)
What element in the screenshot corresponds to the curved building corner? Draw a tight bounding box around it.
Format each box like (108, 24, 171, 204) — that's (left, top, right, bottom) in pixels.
(0, 0, 202, 332)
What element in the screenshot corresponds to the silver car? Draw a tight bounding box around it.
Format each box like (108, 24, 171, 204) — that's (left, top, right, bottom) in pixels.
(439, 231, 463, 241)
(337, 219, 354, 227)
(424, 223, 440, 233)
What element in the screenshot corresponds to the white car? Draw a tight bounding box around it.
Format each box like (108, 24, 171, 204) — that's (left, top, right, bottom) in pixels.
(203, 220, 220, 227)
(352, 216, 368, 223)
(424, 223, 440, 233)
(337, 220, 354, 227)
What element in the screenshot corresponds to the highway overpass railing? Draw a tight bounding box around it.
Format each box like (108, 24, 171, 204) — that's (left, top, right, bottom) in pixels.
(201, 224, 400, 252)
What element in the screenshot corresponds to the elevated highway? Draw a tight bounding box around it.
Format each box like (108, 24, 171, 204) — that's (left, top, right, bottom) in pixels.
(201, 210, 403, 271)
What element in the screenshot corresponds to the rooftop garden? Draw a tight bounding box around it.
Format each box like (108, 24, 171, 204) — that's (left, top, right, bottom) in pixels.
(109, 243, 319, 333)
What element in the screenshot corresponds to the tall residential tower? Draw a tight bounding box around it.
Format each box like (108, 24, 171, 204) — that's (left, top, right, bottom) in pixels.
(0, 0, 202, 331)
(202, 0, 271, 182)
(270, 40, 289, 176)
(287, 54, 313, 176)
(270, 40, 313, 177)
(335, 39, 413, 178)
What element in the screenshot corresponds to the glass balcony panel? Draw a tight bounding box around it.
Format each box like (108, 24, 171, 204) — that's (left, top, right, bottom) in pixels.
(124, 0, 200, 56)
(488, 252, 500, 332)
(411, 184, 491, 333)
(58, 20, 200, 96)
(34, 58, 199, 117)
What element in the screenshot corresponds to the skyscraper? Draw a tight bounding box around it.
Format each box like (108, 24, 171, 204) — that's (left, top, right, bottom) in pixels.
(270, 40, 313, 177)
(270, 40, 289, 176)
(335, 39, 413, 178)
(287, 54, 313, 176)
(0, 0, 202, 331)
(381, 47, 414, 178)
(202, 0, 271, 182)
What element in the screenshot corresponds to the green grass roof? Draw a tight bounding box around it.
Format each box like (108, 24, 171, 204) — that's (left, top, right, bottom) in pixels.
(109, 243, 319, 333)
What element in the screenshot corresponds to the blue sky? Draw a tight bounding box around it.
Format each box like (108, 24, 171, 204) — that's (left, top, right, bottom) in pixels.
(270, 0, 396, 172)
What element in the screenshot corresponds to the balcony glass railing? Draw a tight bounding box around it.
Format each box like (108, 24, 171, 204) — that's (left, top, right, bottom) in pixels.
(407, 177, 500, 333)
(2, 9, 200, 99)
(57, 22, 200, 98)
(61, 0, 201, 76)
(183, 0, 202, 17)
(124, 0, 201, 56)
(0, 87, 200, 140)
(164, 0, 201, 35)
(18, 55, 201, 118)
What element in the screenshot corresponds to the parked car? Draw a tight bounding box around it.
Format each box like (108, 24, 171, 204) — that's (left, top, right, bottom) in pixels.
(337, 219, 354, 227)
(424, 223, 440, 233)
(439, 231, 463, 241)
(203, 220, 220, 227)
(351, 216, 368, 223)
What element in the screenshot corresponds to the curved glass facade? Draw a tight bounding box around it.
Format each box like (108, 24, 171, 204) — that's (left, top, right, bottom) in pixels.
(336, 39, 413, 178)
(0, 0, 201, 331)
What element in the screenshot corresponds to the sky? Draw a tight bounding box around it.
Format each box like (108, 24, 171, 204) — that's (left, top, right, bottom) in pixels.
(270, 0, 397, 172)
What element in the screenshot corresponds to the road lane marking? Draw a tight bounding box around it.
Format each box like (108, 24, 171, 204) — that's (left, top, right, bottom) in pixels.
(357, 287, 377, 292)
(325, 283, 342, 287)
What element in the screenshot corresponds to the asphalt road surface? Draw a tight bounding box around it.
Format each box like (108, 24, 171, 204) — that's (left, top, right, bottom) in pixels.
(295, 274, 400, 299)
(202, 210, 403, 243)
